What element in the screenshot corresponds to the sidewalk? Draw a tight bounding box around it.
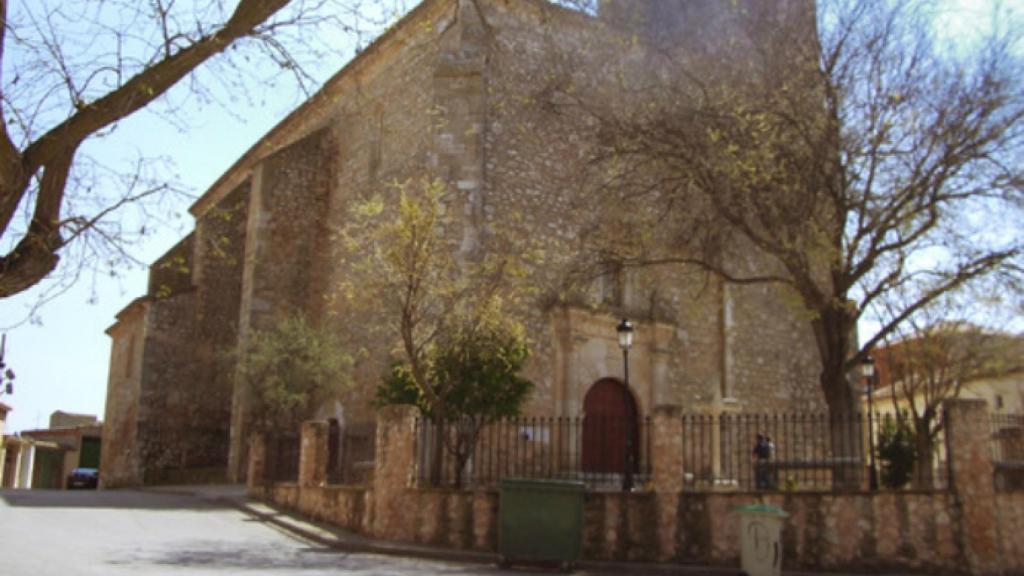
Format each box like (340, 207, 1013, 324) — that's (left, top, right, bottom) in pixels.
(147, 484, 915, 576)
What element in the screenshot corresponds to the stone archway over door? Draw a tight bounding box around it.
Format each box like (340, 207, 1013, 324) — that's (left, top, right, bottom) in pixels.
(582, 378, 639, 474)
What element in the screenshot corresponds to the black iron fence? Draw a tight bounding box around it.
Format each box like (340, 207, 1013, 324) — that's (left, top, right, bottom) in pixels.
(992, 413, 1024, 492)
(265, 432, 300, 483)
(327, 422, 377, 485)
(681, 412, 950, 492)
(253, 410, 964, 492)
(414, 416, 652, 490)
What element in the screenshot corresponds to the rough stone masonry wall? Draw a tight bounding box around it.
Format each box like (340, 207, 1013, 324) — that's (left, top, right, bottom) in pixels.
(675, 492, 962, 573)
(995, 492, 1024, 570)
(147, 235, 194, 298)
(240, 130, 333, 324)
(476, 0, 823, 416)
(99, 301, 148, 488)
(315, 0, 485, 423)
(263, 482, 371, 535)
(189, 182, 251, 453)
(103, 237, 194, 487)
(136, 288, 199, 482)
(103, 182, 251, 486)
(228, 128, 335, 479)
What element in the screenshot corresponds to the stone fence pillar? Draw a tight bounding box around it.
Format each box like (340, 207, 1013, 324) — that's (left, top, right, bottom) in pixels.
(246, 433, 267, 496)
(299, 420, 329, 488)
(652, 404, 684, 561)
(944, 399, 998, 575)
(371, 406, 417, 541)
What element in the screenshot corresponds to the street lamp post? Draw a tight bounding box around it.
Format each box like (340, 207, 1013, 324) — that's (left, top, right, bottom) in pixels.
(0, 334, 14, 397)
(862, 355, 879, 491)
(616, 319, 635, 492)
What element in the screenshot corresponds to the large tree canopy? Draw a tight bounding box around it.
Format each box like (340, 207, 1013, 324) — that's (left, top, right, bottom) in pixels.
(558, 0, 1023, 416)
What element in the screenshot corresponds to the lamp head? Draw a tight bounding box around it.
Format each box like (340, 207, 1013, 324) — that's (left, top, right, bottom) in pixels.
(862, 355, 876, 379)
(616, 318, 635, 350)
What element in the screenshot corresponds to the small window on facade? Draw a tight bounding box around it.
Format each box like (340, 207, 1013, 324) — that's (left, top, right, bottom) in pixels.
(995, 395, 1004, 410)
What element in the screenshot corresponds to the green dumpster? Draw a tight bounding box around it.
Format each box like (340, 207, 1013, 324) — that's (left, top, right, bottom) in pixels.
(499, 478, 585, 571)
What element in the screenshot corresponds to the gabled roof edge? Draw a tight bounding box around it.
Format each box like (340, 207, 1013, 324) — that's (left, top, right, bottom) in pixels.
(189, 0, 453, 218)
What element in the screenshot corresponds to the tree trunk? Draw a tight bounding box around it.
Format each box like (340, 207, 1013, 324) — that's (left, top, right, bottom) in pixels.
(454, 441, 468, 490)
(815, 304, 863, 490)
(913, 426, 935, 490)
(429, 416, 445, 487)
(820, 352, 863, 492)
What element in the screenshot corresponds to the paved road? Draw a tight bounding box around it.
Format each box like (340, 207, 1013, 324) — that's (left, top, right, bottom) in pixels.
(0, 489, 550, 576)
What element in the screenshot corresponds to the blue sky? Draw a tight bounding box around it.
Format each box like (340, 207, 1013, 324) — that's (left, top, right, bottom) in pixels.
(0, 0, 1020, 433)
(0, 0, 373, 432)
(0, 90, 300, 432)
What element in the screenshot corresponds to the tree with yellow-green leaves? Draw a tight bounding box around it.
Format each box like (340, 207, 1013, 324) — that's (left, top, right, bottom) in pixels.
(236, 312, 353, 432)
(339, 178, 537, 485)
(376, 311, 534, 487)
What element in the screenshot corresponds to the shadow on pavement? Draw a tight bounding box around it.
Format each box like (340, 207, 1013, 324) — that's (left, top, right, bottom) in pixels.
(0, 489, 226, 510)
(131, 542, 547, 575)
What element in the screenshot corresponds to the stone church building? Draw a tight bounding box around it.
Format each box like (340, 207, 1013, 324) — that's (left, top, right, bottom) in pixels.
(100, 0, 825, 487)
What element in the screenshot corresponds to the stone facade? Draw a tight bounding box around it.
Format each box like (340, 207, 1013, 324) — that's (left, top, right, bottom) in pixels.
(100, 300, 147, 488)
(103, 0, 826, 485)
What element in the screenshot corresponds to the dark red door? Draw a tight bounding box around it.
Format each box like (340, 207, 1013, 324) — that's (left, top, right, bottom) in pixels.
(582, 378, 639, 474)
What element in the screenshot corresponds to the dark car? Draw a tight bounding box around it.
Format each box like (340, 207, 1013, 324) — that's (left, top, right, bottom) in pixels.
(67, 467, 98, 489)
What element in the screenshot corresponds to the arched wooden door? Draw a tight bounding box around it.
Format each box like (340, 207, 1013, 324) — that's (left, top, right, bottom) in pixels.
(582, 378, 639, 474)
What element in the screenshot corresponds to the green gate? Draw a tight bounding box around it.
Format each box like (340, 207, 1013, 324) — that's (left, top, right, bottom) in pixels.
(79, 437, 101, 468)
(32, 447, 64, 489)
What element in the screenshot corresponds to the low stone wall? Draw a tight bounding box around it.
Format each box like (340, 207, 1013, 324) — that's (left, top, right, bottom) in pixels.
(400, 489, 499, 550)
(995, 492, 1024, 571)
(583, 492, 660, 562)
(255, 481, 660, 561)
(148, 466, 229, 486)
(256, 482, 371, 534)
(673, 491, 961, 573)
(249, 401, 1024, 575)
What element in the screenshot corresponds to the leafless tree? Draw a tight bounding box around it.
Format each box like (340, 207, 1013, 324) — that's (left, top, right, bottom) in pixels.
(874, 295, 1023, 487)
(0, 0, 406, 301)
(557, 0, 1024, 419)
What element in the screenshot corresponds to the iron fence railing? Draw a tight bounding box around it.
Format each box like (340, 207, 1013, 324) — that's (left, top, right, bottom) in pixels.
(681, 412, 949, 492)
(327, 422, 376, 485)
(992, 413, 1024, 492)
(414, 416, 652, 490)
(265, 432, 300, 483)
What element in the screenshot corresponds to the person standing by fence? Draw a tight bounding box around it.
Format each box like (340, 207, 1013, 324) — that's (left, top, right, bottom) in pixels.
(753, 433, 772, 490)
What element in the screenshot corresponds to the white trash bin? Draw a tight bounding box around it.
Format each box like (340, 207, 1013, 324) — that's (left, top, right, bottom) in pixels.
(736, 504, 788, 576)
